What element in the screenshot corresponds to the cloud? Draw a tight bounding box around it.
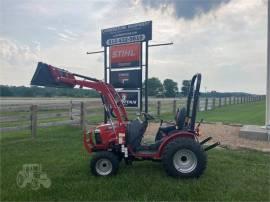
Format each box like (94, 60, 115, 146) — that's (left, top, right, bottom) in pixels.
(0, 37, 39, 85)
(140, 0, 230, 19)
(0, 0, 267, 94)
(57, 33, 76, 42)
(46, 26, 57, 31)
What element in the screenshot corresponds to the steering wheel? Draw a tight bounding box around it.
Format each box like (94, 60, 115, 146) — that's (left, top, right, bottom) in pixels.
(142, 112, 155, 121)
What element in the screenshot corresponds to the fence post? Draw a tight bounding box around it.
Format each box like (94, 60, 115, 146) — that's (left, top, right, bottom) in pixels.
(212, 98, 215, 110)
(80, 102, 86, 130)
(219, 97, 221, 107)
(173, 100, 176, 114)
(229, 97, 232, 105)
(224, 97, 227, 106)
(30, 105, 37, 139)
(240, 97, 243, 104)
(204, 98, 208, 111)
(69, 100, 73, 120)
(157, 101, 161, 116)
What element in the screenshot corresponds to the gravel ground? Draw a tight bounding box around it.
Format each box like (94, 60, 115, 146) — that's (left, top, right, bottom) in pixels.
(143, 122, 270, 152)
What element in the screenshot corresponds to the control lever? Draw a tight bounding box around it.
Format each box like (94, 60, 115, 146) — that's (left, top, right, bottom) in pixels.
(197, 118, 203, 128)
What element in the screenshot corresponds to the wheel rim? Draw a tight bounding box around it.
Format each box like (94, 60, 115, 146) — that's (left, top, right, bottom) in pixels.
(16, 174, 25, 187)
(173, 149, 198, 173)
(95, 159, 112, 176)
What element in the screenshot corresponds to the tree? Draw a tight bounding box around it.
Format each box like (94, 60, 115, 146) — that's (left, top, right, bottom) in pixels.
(0, 85, 13, 96)
(144, 77, 163, 96)
(163, 79, 178, 97)
(181, 80, 191, 96)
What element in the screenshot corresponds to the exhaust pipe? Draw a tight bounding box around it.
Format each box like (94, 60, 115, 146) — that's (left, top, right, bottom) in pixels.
(204, 142, 220, 151)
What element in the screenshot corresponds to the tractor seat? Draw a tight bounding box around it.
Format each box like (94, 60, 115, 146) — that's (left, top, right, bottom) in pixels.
(126, 119, 148, 151)
(159, 124, 176, 133)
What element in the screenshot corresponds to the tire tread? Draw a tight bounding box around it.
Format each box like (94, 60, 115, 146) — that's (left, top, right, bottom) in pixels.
(162, 137, 207, 178)
(90, 151, 119, 176)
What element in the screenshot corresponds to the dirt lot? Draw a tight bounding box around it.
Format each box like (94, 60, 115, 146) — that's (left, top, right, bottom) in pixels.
(143, 123, 270, 152)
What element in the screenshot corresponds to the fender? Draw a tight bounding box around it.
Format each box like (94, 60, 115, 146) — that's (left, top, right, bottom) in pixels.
(158, 131, 195, 157)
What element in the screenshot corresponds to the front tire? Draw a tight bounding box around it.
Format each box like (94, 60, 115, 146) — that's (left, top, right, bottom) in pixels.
(90, 151, 119, 176)
(162, 137, 207, 178)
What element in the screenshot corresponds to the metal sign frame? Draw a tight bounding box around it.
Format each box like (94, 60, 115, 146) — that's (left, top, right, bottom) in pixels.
(103, 21, 152, 115)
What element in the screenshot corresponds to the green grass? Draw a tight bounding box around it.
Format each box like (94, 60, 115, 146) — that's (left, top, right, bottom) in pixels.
(87, 100, 266, 127)
(159, 100, 266, 126)
(197, 100, 265, 125)
(1, 126, 270, 201)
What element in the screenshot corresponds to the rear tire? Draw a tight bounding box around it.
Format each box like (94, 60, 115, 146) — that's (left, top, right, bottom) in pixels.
(90, 151, 119, 176)
(162, 137, 207, 178)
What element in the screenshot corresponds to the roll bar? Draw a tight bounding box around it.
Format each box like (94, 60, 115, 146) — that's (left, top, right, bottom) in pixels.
(186, 73, 201, 130)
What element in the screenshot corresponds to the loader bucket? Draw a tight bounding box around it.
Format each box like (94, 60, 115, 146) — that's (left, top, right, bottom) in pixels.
(31, 62, 75, 88)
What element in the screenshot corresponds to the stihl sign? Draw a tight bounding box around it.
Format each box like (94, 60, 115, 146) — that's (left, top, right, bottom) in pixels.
(110, 43, 141, 68)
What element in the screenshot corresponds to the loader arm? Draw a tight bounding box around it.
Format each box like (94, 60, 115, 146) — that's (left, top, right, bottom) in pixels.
(31, 62, 128, 124)
(58, 76, 128, 124)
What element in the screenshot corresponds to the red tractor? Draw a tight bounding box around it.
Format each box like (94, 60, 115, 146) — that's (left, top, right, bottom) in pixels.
(31, 62, 219, 178)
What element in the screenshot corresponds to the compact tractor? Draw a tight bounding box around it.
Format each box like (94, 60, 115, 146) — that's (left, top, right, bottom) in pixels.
(31, 62, 219, 178)
(17, 164, 51, 190)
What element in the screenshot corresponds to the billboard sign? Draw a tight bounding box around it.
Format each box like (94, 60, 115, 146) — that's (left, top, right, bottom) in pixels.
(101, 21, 152, 46)
(117, 90, 139, 108)
(110, 69, 141, 88)
(110, 43, 141, 68)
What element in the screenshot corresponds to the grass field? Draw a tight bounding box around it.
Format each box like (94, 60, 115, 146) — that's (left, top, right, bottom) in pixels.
(197, 100, 266, 125)
(1, 126, 270, 201)
(158, 100, 266, 126)
(1, 100, 269, 201)
(50, 100, 267, 126)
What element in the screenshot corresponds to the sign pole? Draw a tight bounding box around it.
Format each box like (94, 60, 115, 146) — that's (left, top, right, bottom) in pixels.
(145, 41, 149, 113)
(104, 46, 108, 123)
(267, 0, 270, 128)
(140, 42, 143, 112)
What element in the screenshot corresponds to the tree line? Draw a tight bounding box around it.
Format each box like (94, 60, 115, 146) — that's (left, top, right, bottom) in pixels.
(145, 77, 254, 98)
(1, 78, 254, 98)
(0, 85, 99, 97)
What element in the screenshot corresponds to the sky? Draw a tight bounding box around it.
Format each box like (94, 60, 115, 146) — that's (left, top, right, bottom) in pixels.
(0, 0, 268, 94)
